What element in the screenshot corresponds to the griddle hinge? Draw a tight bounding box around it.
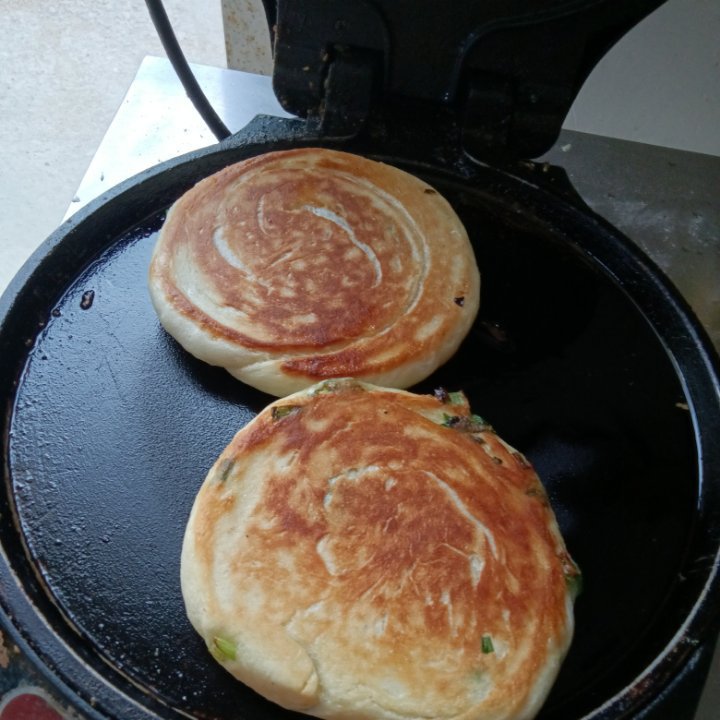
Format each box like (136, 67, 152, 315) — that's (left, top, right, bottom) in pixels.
(270, 0, 384, 138)
(318, 46, 379, 137)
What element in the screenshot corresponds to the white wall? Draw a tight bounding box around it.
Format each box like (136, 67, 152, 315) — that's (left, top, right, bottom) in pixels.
(564, 0, 720, 156)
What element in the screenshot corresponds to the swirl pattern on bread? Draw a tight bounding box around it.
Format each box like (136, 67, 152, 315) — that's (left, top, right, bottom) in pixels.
(181, 380, 579, 719)
(148, 148, 479, 396)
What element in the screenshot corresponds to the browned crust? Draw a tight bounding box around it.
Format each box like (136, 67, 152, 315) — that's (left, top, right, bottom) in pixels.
(149, 148, 479, 383)
(185, 382, 575, 719)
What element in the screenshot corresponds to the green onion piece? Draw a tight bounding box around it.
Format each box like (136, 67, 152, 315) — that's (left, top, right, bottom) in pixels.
(442, 413, 460, 427)
(217, 459, 234, 483)
(468, 414, 494, 434)
(314, 379, 345, 394)
(272, 405, 300, 420)
(481, 634, 494, 654)
(448, 391, 465, 405)
(211, 635, 237, 662)
(560, 553, 583, 599)
(565, 571, 584, 599)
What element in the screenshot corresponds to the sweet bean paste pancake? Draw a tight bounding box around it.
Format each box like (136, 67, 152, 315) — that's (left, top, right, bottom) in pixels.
(148, 148, 480, 397)
(181, 379, 580, 720)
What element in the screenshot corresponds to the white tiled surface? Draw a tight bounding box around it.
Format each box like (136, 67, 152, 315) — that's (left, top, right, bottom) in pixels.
(0, 0, 226, 293)
(62, 55, 289, 221)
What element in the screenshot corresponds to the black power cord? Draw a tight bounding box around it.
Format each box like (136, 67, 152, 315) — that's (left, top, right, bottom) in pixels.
(144, 0, 232, 141)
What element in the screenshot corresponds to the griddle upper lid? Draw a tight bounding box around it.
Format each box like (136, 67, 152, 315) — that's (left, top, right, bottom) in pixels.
(265, 0, 666, 159)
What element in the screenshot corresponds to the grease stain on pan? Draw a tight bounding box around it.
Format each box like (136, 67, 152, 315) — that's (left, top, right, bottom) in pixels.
(79, 290, 95, 310)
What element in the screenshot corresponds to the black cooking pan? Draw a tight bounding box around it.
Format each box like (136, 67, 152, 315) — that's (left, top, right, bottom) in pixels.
(1, 112, 719, 720)
(3, 1, 720, 716)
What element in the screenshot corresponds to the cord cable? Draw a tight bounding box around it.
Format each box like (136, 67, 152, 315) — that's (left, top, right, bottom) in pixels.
(145, 0, 232, 141)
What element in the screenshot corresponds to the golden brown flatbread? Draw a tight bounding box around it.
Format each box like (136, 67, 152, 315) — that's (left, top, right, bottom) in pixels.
(148, 148, 479, 396)
(181, 379, 579, 719)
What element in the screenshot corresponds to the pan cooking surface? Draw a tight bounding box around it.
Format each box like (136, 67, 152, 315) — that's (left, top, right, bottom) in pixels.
(0, 156, 708, 720)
